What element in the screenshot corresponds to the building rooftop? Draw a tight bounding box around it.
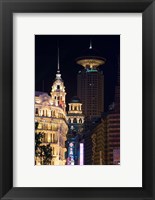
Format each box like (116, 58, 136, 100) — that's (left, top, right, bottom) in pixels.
(70, 96, 82, 103)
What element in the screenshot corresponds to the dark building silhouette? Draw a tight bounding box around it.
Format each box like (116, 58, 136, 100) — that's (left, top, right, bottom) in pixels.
(107, 63, 120, 165)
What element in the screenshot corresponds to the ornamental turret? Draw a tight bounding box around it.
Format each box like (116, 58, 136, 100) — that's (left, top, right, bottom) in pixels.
(67, 96, 84, 133)
(50, 48, 66, 112)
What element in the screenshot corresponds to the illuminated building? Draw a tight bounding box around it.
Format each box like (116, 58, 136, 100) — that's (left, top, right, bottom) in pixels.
(66, 127, 80, 165)
(66, 96, 84, 165)
(67, 96, 84, 133)
(76, 41, 106, 119)
(91, 118, 107, 165)
(50, 49, 66, 113)
(35, 49, 68, 165)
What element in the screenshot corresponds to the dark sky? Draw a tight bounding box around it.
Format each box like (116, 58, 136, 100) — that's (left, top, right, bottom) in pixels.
(35, 35, 120, 112)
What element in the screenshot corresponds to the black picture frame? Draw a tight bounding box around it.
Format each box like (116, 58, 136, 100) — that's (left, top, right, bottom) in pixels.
(0, 0, 155, 199)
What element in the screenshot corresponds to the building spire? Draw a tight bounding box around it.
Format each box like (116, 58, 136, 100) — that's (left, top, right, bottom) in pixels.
(89, 39, 92, 49)
(56, 45, 62, 80)
(57, 47, 60, 74)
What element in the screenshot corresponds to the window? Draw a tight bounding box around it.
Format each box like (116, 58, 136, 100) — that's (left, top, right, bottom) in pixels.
(57, 85, 60, 89)
(68, 118, 71, 123)
(73, 118, 77, 123)
(79, 118, 82, 123)
(42, 110, 44, 116)
(53, 134, 55, 142)
(35, 108, 38, 114)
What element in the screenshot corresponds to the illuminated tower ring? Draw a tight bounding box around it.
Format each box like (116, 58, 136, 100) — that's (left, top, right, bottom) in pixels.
(76, 44, 106, 69)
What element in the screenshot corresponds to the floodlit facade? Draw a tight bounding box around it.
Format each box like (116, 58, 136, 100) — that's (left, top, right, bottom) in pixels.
(67, 96, 84, 133)
(35, 49, 68, 165)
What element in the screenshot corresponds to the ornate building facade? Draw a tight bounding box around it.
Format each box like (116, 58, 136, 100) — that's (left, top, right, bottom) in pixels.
(35, 50, 68, 165)
(66, 96, 84, 165)
(67, 96, 84, 133)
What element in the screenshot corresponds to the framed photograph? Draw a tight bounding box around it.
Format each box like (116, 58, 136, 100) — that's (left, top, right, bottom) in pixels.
(0, 0, 154, 199)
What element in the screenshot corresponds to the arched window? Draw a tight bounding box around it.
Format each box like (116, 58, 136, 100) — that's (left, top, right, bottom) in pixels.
(35, 108, 38, 115)
(73, 118, 77, 123)
(42, 132, 45, 143)
(53, 111, 55, 116)
(79, 118, 82, 123)
(68, 118, 71, 123)
(46, 110, 48, 116)
(53, 134, 55, 142)
(42, 110, 44, 116)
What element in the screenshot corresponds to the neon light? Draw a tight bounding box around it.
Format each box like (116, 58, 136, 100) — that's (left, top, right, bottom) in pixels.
(86, 69, 97, 73)
(80, 143, 84, 165)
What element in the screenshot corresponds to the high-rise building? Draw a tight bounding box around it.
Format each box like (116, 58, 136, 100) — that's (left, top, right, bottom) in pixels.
(35, 48, 68, 165)
(107, 112, 120, 165)
(83, 118, 101, 165)
(91, 118, 107, 165)
(107, 63, 120, 165)
(76, 42, 106, 119)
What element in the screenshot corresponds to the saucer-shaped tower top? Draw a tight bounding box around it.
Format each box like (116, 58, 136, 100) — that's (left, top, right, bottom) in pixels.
(76, 40, 106, 69)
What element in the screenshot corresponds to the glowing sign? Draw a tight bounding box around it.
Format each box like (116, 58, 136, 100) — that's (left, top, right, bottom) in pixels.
(80, 143, 84, 165)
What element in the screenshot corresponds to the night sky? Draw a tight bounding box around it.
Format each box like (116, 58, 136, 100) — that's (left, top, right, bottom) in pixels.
(35, 35, 120, 112)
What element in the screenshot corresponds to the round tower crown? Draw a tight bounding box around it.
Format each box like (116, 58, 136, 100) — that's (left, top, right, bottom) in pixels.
(76, 40, 106, 69)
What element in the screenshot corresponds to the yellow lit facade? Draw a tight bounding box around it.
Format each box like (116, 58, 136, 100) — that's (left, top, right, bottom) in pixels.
(35, 58, 68, 165)
(50, 73, 66, 113)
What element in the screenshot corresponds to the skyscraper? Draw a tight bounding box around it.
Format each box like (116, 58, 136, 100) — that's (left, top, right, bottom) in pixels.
(76, 41, 106, 119)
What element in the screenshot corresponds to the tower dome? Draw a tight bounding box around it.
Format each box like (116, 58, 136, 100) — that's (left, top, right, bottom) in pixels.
(70, 96, 81, 103)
